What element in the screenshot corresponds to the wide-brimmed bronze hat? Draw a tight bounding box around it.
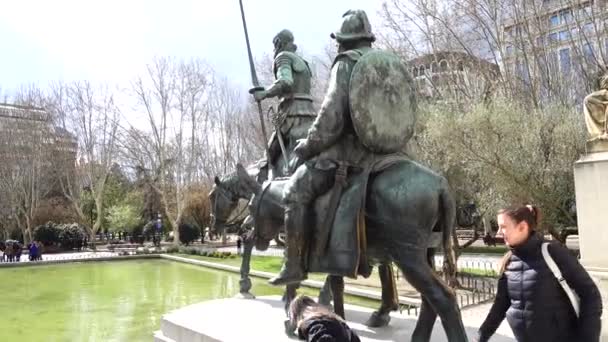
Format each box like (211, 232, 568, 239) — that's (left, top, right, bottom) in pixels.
(330, 9, 376, 43)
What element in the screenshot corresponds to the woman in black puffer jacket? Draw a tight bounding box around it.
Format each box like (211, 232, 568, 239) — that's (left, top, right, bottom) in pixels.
(477, 205, 602, 342)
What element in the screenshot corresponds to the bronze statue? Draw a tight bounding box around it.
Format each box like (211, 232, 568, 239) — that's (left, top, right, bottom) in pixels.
(238, 0, 316, 177)
(252, 29, 317, 177)
(268, 9, 416, 287)
(209, 162, 399, 328)
(236, 9, 468, 341)
(583, 71, 608, 141)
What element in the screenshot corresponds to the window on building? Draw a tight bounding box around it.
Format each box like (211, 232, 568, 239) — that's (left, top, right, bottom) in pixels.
(583, 43, 595, 64)
(583, 22, 594, 35)
(516, 62, 530, 84)
(547, 50, 559, 72)
(559, 30, 571, 41)
(549, 14, 560, 27)
(431, 62, 438, 73)
(560, 48, 571, 74)
(560, 9, 573, 24)
(548, 32, 558, 43)
(571, 27, 579, 37)
(439, 60, 449, 72)
(580, 4, 592, 18)
(412, 68, 419, 77)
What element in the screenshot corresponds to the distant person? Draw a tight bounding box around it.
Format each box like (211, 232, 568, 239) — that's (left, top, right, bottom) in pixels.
(28, 242, 38, 261)
(13, 242, 22, 262)
(288, 295, 360, 342)
(477, 204, 602, 342)
(236, 236, 242, 255)
(483, 232, 496, 247)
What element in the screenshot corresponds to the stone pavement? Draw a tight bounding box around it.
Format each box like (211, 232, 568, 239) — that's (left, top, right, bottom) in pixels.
(154, 296, 514, 342)
(0, 251, 119, 263)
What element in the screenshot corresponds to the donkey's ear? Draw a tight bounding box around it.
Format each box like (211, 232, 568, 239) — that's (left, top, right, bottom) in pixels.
(236, 163, 262, 195)
(214, 176, 221, 186)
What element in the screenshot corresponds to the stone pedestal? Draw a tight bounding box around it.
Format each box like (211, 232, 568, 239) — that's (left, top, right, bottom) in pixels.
(153, 296, 514, 342)
(574, 151, 608, 273)
(586, 139, 608, 154)
(574, 150, 608, 341)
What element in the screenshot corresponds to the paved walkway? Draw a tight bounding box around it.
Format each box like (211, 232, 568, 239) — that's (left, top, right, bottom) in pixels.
(0, 251, 119, 263)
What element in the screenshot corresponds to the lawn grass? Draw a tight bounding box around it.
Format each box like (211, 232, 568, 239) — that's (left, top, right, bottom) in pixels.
(173, 254, 400, 310)
(461, 246, 508, 255)
(458, 268, 498, 277)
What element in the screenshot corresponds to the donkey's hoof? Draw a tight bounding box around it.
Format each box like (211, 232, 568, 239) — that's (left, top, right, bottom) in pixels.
(234, 291, 256, 299)
(365, 311, 391, 328)
(284, 319, 297, 337)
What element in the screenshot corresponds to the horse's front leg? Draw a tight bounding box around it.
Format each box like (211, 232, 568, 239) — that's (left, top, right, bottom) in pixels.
(365, 262, 399, 327)
(282, 283, 299, 314)
(236, 225, 256, 299)
(318, 275, 334, 308)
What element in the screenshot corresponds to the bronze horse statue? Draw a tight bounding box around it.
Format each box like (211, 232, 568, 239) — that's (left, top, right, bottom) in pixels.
(209, 162, 401, 328)
(235, 158, 468, 342)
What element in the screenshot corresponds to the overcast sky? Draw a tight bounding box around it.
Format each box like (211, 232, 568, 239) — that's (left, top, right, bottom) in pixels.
(0, 0, 385, 94)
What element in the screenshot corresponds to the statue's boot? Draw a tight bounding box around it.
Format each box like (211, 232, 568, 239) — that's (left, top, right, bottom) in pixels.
(269, 206, 307, 286)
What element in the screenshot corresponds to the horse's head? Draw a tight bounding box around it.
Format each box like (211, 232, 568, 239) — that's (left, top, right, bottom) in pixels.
(209, 175, 240, 235)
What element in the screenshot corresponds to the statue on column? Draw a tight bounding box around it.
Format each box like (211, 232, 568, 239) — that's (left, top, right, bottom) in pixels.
(583, 70, 608, 142)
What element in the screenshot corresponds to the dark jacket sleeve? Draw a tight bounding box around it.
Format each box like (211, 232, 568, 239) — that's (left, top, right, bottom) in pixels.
(548, 243, 603, 342)
(301, 320, 337, 342)
(478, 273, 510, 342)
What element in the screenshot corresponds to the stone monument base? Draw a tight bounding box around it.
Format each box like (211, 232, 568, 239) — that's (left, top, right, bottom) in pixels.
(153, 296, 514, 342)
(574, 151, 608, 341)
(585, 139, 608, 154)
(574, 151, 608, 271)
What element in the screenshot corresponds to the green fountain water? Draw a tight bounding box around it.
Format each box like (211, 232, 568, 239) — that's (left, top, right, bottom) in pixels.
(0, 259, 283, 341)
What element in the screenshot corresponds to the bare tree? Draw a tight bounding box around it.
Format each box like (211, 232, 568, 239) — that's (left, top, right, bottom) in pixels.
(0, 97, 54, 243)
(380, 0, 608, 107)
(128, 57, 226, 243)
(55, 81, 121, 245)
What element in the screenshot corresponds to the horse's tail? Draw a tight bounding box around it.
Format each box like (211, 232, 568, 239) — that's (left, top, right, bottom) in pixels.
(439, 184, 458, 283)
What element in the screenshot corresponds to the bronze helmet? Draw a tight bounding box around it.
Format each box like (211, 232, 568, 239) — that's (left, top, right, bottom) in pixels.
(330, 10, 376, 43)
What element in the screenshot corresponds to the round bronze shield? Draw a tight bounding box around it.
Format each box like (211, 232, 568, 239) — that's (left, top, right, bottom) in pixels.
(349, 50, 417, 154)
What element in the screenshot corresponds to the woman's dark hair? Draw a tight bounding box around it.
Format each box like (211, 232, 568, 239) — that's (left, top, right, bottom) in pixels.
(497, 204, 542, 274)
(288, 295, 343, 332)
(498, 204, 541, 231)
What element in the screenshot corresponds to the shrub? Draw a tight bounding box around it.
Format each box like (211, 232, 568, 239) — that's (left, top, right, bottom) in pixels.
(33, 222, 62, 246)
(58, 223, 86, 251)
(166, 245, 179, 253)
(178, 223, 200, 246)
